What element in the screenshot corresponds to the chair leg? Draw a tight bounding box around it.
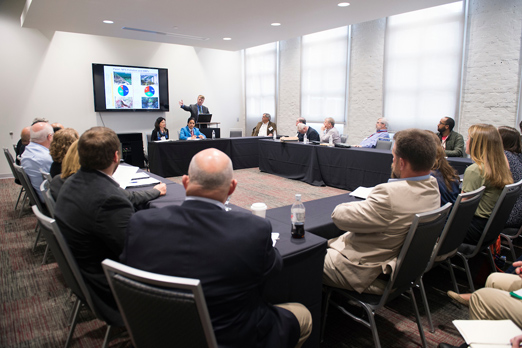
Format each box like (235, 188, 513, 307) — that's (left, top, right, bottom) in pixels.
(41, 245, 50, 265)
(65, 298, 82, 348)
(18, 193, 28, 218)
(445, 259, 460, 293)
(418, 277, 435, 333)
(362, 303, 381, 348)
(320, 287, 333, 343)
(487, 248, 497, 272)
(408, 288, 428, 348)
(101, 325, 113, 348)
(461, 256, 475, 292)
(68, 297, 80, 325)
(33, 225, 41, 252)
(506, 238, 517, 263)
(14, 187, 24, 211)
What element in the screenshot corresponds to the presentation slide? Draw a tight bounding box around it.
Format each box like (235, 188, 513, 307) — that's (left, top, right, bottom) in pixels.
(103, 66, 160, 110)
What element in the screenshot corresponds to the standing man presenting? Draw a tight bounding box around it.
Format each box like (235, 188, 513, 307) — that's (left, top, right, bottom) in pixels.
(437, 117, 465, 157)
(179, 95, 209, 125)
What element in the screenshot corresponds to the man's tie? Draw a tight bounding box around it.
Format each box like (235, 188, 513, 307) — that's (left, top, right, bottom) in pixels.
(191, 129, 194, 136)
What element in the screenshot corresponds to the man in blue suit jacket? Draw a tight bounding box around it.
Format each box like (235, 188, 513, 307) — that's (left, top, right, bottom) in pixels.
(121, 148, 312, 348)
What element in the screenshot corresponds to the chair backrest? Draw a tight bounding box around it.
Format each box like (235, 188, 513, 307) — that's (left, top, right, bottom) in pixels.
(465, 179, 522, 257)
(40, 168, 52, 183)
(40, 180, 56, 218)
(382, 203, 452, 303)
(32, 205, 87, 304)
(4, 148, 21, 182)
(340, 135, 348, 144)
(229, 129, 243, 138)
(146, 134, 152, 143)
(375, 140, 392, 150)
(102, 259, 218, 348)
(177, 129, 181, 140)
(12, 144, 17, 153)
(428, 186, 486, 269)
(13, 163, 46, 213)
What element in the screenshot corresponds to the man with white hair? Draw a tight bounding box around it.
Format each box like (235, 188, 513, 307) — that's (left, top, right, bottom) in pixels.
(297, 123, 320, 142)
(320, 117, 341, 144)
(354, 117, 390, 148)
(122, 148, 312, 348)
(21, 122, 54, 201)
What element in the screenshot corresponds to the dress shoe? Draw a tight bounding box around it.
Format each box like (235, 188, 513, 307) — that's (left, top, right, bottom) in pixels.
(438, 343, 468, 348)
(447, 290, 470, 307)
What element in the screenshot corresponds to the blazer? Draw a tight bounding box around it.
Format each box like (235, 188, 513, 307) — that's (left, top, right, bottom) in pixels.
(437, 131, 465, 157)
(151, 128, 169, 141)
(179, 126, 206, 140)
(252, 121, 277, 136)
(328, 177, 440, 293)
(180, 104, 209, 123)
(121, 199, 300, 348)
(54, 168, 134, 326)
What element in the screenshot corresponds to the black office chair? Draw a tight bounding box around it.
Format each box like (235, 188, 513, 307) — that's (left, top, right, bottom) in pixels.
(375, 140, 392, 150)
(500, 225, 522, 263)
(416, 186, 484, 332)
(3, 148, 26, 212)
(32, 206, 123, 348)
(449, 179, 522, 292)
(229, 129, 243, 138)
(102, 259, 218, 348)
(321, 203, 452, 348)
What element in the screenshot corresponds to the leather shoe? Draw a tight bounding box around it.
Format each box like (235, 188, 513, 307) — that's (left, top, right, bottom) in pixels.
(447, 290, 470, 307)
(438, 344, 467, 348)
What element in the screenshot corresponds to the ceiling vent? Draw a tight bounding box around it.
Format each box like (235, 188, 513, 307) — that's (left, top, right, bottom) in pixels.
(122, 27, 209, 41)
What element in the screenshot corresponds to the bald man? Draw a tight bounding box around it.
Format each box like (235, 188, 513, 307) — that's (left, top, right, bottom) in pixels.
(15, 126, 31, 165)
(21, 122, 54, 201)
(122, 148, 312, 348)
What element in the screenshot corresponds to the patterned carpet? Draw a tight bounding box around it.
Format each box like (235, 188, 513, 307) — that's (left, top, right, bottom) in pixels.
(0, 169, 479, 347)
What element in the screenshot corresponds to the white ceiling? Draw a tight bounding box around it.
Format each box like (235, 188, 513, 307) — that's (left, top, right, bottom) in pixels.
(21, 0, 459, 51)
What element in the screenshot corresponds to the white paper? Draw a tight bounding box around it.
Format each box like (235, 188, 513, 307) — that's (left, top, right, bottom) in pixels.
(271, 233, 280, 247)
(126, 177, 160, 188)
(453, 320, 522, 348)
(112, 165, 139, 188)
(349, 186, 373, 200)
(131, 172, 151, 179)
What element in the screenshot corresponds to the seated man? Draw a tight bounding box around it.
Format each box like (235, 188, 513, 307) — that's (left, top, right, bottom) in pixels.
(122, 148, 312, 348)
(323, 128, 440, 294)
(295, 117, 306, 141)
(15, 126, 30, 165)
(354, 117, 390, 148)
(252, 113, 277, 136)
(437, 117, 465, 157)
(21, 122, 54, 201)
(297, 123, 320, 142)
(54, 127, 164, 325)
(320, 117, 341, 144)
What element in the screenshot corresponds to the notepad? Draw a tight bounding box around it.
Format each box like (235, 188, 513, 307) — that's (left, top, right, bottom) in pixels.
(349, 186, 373, 200)
(271, 233, 280, 247)
(453, 320, 522, 348)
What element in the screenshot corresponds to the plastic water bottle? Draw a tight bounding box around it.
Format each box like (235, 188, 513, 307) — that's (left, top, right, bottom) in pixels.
(273, 130, 277, 141)
(212, 130, 215, 140)
(291, 194, 305, 239)
(303, 133, 308, 144)
(329, 135, 333, 147)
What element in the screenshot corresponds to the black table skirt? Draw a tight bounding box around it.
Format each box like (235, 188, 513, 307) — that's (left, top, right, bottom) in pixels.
(148, 136, 271, 177)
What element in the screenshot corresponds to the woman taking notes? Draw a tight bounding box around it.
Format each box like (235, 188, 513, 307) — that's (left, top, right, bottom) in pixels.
(462, 124, 513, 245)
(151, 117, 169, 141)
(180, 117, 206, 140)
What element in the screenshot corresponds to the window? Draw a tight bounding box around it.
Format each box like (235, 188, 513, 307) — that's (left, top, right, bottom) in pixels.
(383, 1, 465, 132)
(301, 26, 349, 125)
(245, 43, 277, 133)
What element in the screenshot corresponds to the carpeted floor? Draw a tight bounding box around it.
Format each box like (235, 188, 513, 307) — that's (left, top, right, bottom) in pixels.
(0, 169, 488, 348)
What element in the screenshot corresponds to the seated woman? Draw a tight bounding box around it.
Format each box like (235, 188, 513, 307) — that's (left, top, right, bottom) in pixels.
(462, 124, 513, 246)
(498, 126, 522, 228)
(151, 117, 169, 141)
(180, 117, 206, 140)
(426, 131, 460, 206)
(51, 139, 166, 207)
(49, 128, 79, 177)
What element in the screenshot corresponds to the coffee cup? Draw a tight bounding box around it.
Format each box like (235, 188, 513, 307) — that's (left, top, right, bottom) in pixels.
(251, 203, 268, 218)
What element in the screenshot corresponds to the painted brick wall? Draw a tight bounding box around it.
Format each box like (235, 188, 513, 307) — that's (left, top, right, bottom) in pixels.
(278, 38, 302, 137)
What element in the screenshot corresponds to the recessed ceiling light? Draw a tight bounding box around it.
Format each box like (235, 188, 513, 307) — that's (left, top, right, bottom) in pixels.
(338, 2, 350, 7)
(271, 23, 281, 26)
(103, 20, 114, 24)
(223, 37, 232, 41)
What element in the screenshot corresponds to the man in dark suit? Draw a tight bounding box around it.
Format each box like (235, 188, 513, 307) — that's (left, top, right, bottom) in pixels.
(179, 95, 210, 124)
(54, 127, 137, 325)
(121, 148, 312, 348)
(297, 123, 320, 142)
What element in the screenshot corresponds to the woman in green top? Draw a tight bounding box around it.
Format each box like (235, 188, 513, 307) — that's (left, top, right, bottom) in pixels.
(462, 124, 513, 245)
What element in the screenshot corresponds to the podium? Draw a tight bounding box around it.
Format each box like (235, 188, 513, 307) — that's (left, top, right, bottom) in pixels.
(197, 122, 221, 139)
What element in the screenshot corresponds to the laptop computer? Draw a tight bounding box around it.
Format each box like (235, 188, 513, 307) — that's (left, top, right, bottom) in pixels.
(197, 113, 212, 123)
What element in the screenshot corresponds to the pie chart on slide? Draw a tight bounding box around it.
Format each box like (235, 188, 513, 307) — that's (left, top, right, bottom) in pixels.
(118, 85, 129, 96)
(144, 86, 155, 97)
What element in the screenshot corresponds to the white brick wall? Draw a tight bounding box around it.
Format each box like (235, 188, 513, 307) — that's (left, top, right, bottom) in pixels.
(346, 19, 386, 144)
(278, 38, 302, 136)
(459, 0, 522, 134)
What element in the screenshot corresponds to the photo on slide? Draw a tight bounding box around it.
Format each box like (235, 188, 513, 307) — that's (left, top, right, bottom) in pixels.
(115, 96, 133, 109)
(142, 97, 158, 109)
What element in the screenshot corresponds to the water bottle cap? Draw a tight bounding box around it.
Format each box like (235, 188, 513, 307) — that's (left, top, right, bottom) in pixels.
(295, 194, 301, 200)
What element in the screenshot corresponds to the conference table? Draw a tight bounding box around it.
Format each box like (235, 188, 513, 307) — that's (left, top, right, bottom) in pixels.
(259, 139, 473, 191)
(129, 172, 328, 348)
(148, 136, 271, 177)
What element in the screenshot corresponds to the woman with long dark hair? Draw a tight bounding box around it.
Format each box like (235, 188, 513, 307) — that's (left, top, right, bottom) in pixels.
(151, 117, 169, 141)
